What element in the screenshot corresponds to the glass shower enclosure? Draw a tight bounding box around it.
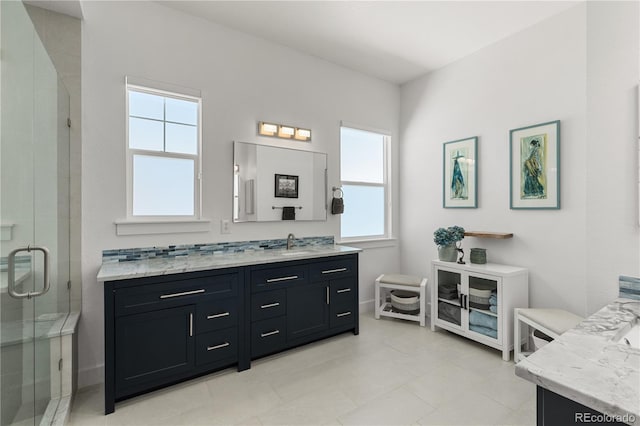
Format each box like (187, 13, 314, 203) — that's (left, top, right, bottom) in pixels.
(1, 1, 71, 424)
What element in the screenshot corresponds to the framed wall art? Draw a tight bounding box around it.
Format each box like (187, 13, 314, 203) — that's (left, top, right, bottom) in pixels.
(443, 136, 477, 208)
(274, 174, 299, 198)
(509, 120, 560, 209)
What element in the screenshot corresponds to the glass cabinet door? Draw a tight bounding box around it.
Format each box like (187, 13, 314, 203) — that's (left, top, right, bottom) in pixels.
(435, 269, 462, 328)
(467, 275, 499, 342)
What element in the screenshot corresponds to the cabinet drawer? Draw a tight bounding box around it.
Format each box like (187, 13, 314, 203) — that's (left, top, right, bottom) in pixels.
(251, 289, 286, 322)
(310, 257, 356, 281)
(330, 301, 355, 329)
(251, 265, 307, 292)
(251, 316, 286, 358)
(196, 298, 238, 333)
(329, 278, 356, 306)
(114, 273, 238, 316)
(196, 328, 238, 366)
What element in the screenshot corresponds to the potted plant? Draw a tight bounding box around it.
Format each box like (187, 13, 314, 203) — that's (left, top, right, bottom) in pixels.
(434, 226, 465, 262)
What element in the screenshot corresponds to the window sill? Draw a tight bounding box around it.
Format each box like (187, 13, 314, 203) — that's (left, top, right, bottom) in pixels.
(337, 237, 397, 250)
(115, 219, 211, 236)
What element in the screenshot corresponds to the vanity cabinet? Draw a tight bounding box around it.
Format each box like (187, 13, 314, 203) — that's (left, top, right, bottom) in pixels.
(249, 254, 359, 359)
(104, 268, 246, 414)
(431, 260, 528, 360)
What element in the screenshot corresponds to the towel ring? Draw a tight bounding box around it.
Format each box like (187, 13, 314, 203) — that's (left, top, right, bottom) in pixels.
(332, 187, 343, 199)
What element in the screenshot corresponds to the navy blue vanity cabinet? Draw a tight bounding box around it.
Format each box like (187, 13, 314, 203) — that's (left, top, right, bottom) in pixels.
(104, 268, 246, 414)
(249, 254, 359, 360)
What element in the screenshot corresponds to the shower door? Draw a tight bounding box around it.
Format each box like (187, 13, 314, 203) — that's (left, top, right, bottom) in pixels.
(1, 1, 70, 425)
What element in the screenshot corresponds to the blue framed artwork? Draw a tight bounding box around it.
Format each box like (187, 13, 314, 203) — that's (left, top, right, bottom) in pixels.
(443, 136, 477, 208)
(509, 120, 560, 209)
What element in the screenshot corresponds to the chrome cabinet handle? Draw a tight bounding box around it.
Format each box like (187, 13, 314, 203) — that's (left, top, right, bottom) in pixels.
(260, 330, 280, 338)
(321, 268, 347, 274)
(336, 288, 351, 293)
(189, 313, 193, 337)
(336, 311, 352, 318)
(207, 312, 230, 319)
(8, 246, 50, 299)
(266, 275, 298, 283)
(160, 289, 205, 299)
(260, 302, 280, 309)
(326, 286, 329, 304)
(207, 342, 230, 351)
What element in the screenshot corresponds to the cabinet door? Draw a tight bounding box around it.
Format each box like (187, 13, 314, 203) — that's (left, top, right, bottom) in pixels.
(115, 305, 195, 392)
(466, 273, 500, 344)
(286, 282, 329, 340)
(434, 267, 464, 330)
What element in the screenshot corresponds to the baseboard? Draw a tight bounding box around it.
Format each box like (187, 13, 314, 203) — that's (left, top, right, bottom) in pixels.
(359, 299, 374, 313)
(77, 364, 103, 389)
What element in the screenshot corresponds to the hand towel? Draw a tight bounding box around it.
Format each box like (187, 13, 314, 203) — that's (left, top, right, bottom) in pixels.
(282, 206, 296, 220)
(469, 310, 498, 330)
(331, 197, 344, 214)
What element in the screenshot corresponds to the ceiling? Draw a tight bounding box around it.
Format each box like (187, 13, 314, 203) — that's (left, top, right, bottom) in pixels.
(161, 1, 579, 85)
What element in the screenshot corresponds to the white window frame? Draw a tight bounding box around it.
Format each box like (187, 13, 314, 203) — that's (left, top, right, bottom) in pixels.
(125, 79, 203, 222)
(339, 122, 392, 242)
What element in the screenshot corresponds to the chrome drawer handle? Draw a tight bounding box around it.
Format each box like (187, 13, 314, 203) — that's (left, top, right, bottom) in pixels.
(207, 312, 230, 319)
(207, 342, 230, 351)
(160, 289, 205, 299)
(260, 330, 280, 338)
(266, 275, 298, 283)
(336, 311, 351, 318)
(260, 302, 280, 309)
(336, 288, 351, 293)
(321, 268, 347, 274)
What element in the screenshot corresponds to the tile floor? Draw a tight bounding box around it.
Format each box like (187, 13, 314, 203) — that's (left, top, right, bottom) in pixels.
(68, 315, 535, 425)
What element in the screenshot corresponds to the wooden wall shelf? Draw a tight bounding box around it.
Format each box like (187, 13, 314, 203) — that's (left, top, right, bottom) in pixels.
(464, 231, 513, 239)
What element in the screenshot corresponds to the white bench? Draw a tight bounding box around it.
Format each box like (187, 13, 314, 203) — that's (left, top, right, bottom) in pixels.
(374, 274, 428, 327)
(514, 308, 583, 363)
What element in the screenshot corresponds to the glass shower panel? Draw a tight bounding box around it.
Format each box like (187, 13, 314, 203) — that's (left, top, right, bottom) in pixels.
(0, 1, 70, 424)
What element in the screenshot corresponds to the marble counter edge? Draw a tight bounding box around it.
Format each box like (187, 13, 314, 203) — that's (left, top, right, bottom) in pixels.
(515, 299, 640, 425)
(97, 245, 363, 282)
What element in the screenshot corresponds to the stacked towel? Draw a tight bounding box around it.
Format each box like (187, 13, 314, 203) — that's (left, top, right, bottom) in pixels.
(489, 291, 497, 313)
(469, 309, 497, 339)
(438, 282, 458, 300)
(438, 302, 461, 326)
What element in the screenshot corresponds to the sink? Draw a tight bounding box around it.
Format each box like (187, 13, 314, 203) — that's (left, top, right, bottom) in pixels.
(280, 251, 312, 256)
(615, 320, 640, 349)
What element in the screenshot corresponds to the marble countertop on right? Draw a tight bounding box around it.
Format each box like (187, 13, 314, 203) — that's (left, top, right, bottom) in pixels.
(515, 298, 640, 425)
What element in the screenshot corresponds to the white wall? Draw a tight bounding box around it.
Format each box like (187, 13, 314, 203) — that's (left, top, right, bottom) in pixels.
(400, 3, 639, 317)
(80, 1, 400, 387)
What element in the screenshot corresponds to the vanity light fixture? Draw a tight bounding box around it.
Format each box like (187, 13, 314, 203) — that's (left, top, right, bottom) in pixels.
(294, 128, 311, 141)
(257, 121, 312, 142)
(258, 122, 278, 136)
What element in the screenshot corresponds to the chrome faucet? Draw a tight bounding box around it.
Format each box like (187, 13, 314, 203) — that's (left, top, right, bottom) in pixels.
(286, 233, 295, 250)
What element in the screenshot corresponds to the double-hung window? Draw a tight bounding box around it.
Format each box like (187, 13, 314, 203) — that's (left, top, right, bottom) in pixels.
(339, 124, 391, 240)
(126, 80, 202, 219)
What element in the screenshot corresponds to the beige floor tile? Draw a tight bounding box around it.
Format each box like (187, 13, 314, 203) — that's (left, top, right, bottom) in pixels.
(338, 387, 436, 425)
(69, 315, 536, 426)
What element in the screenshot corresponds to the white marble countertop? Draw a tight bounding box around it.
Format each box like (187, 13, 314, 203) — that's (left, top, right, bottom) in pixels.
(97, 244, 362, 282)
(515, 299, 640, 425)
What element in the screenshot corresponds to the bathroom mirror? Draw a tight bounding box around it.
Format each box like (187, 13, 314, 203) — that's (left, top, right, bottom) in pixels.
(233, 141, 327, 222)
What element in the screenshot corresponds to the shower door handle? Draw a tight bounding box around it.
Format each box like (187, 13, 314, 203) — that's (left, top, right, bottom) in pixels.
(7, 245, 50, 299)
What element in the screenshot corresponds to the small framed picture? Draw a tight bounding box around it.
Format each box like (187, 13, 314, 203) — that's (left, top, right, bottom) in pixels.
(443, 136, 477, 208)
(509, 120, 560, 209)
(274, 174, 299, 198)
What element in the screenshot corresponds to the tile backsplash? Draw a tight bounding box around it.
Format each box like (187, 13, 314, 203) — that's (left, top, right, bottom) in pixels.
(619, 275, 640, 300)
(102, 236, 335, 263)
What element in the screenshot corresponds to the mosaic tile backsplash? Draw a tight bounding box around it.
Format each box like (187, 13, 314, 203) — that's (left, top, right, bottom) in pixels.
(619, 275, 640, 300)
(102, 236, 335, 263)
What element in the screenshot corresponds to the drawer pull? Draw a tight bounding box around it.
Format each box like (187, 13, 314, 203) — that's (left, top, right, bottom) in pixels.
(322, 268, 347, 274)
(260, 330, 280, 338)
(336, 288, 351, 293)
(207, 342, 230, 351)
(160, 289, 205, 299)
(207, 312, 230, 320)
(260, 302, 280, 309)
(336, 311, 352, 318)
(266, 275, 298, 283)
